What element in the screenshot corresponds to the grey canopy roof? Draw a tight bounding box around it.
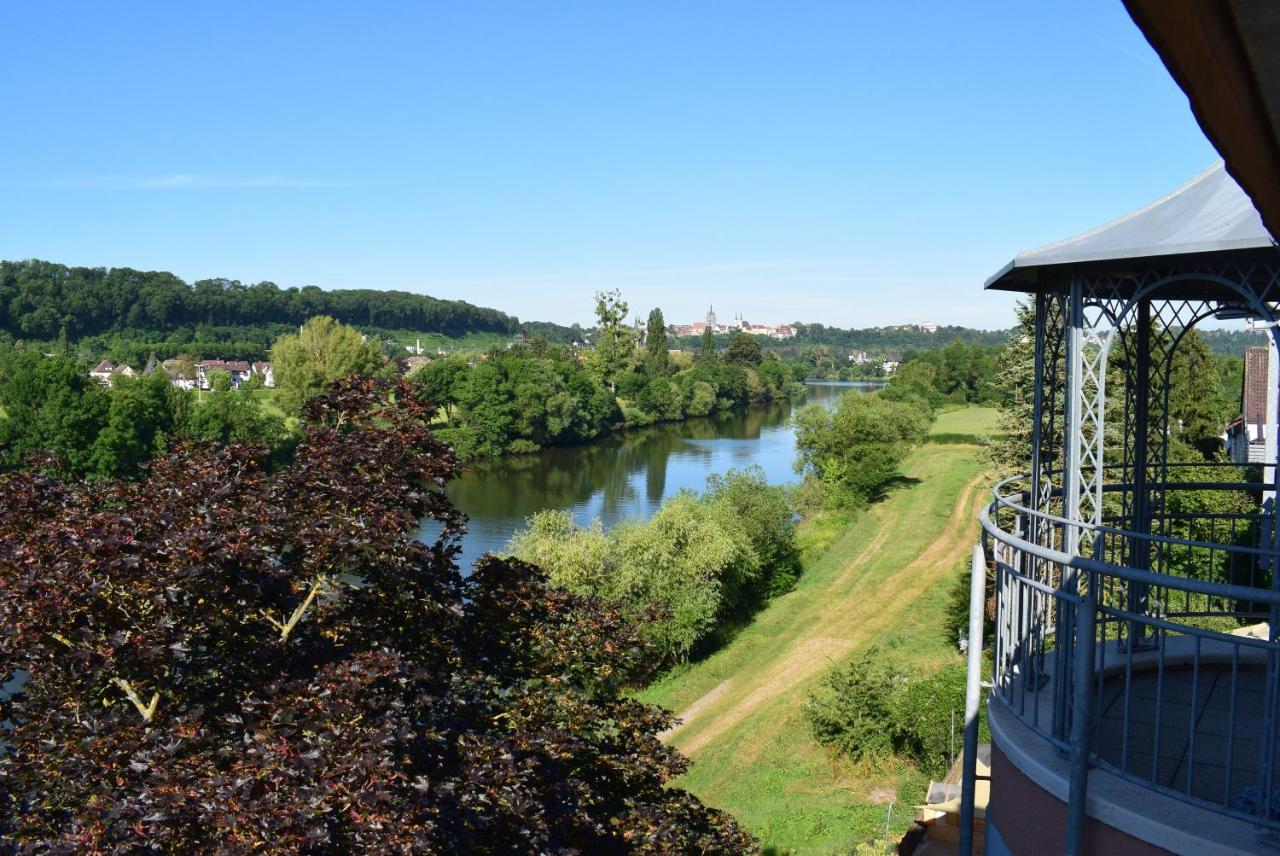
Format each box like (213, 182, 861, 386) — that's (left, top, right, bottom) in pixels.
(986, 161, 1275, 292)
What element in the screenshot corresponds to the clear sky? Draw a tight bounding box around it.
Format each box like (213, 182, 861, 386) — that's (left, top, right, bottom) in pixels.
(0, 1, 1219, 330)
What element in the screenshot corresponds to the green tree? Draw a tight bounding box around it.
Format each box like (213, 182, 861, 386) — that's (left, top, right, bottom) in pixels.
(207, 368, 233, 393)
(270, 315, 385, 411)
(0, 350, 108, 477)
(705, 466, 801, 601)
(416, 354, 470, 420)
(700, 325, 716, 360)
(454, 359, 515, 455)
(1168, 328, 1224, 457)
(89, 372, 185, 479)
(610, 493, 754, 661)
(645, 307, 669, 375)
(805, 646, 902, 762)
(508, 469, 798, 666)
(723, 332, 762, 367)
(187, 373, 285, 445)
(588, 289, 634, 393)
(988, 300, 1044, 476)
(794, 392, 933, 508)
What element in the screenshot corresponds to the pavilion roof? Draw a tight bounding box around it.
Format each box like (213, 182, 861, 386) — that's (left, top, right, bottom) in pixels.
(986, 161, 1275, 293)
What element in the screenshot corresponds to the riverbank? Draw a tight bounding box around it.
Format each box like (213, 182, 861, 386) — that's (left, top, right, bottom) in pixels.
(638, 438, 991, 853)
(440, 381, 818, 462)
(439, 382, 876, 569)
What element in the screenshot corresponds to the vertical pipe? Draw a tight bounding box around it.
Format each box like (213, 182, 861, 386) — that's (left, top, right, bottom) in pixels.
(959, 542, 987, 856)
(1066, 569, 1097, 856)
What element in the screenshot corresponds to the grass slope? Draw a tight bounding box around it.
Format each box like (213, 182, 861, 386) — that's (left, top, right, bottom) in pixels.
(640, 442, 989, 854)
(928, 405, 1000, 442)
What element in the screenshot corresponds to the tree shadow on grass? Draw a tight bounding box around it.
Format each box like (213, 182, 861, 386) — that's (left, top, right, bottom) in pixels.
(869, 474, 922, 503)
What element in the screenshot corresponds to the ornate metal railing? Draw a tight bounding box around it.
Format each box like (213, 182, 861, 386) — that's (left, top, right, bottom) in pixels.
(981, 471, 1280, 834)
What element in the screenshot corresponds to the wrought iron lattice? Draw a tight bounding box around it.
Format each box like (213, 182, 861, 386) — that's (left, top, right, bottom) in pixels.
(1053, 258, 1280, 554)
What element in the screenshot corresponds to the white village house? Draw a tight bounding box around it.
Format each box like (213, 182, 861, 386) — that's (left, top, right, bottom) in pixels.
(89, 360, 135, 387)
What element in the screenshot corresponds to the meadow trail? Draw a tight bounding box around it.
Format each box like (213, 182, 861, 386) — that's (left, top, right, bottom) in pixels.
(656, 446, 988, 758)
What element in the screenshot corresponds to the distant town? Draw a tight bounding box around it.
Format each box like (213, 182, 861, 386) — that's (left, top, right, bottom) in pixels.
(668, 306, 797, 339)
(668, 307, 941, 341)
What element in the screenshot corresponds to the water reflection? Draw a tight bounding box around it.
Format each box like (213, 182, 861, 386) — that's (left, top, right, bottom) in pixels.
(429, 382, 878, 570)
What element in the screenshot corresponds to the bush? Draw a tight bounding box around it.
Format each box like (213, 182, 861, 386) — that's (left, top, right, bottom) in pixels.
(432, 424, 481, 459)
(892, 660, 988, 777)
(705, 466, 801, 601)
(506, 510, 611, 594)
(508, 469, 800, 667)
(807, 646, 989, 777)
(805, 645, 904, 761)
(612, 494, 755, 661)
(685, 380, 717, 417)
(505, 437, 540, 454)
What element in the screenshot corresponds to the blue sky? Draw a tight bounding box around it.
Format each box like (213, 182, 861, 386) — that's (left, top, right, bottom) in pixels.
(0, 1, 1219, 330)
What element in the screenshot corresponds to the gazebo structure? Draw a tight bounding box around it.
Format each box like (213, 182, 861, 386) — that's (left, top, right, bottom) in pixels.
(973, 162, 1280, 854)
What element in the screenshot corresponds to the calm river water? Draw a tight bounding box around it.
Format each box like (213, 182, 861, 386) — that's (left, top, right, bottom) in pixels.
(429, 381, 879, 571)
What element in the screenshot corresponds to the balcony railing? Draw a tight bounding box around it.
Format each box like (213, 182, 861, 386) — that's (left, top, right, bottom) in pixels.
(981, 468, 1280, 834)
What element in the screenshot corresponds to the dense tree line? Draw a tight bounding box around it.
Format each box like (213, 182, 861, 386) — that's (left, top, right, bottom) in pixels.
(0, 259, 584, 356)
(417, 293, 807, 459)
(882, 340, 1001, 407)
(508, 468, 800, 666)
(1197, 326, 1273, 356)
(0, 377, 754, 852)
(672, 323, 1009, 371)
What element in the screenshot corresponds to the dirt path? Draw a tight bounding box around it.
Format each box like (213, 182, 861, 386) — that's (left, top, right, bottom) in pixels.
(665, 466, 987, 756)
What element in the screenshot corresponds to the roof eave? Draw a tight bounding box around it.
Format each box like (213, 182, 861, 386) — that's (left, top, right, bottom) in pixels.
(1124, 0, 1280, 241)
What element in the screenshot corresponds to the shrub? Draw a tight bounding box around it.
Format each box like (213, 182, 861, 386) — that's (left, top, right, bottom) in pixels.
(508, 470, 799, 666)
(705, 466, 801, 601)
(892, 659, 988, 777)
(805, 645, 904, 761)
(432, 424, 481, 459)
(807, 646, 989, 778)
(685, 380, 717, 417)
(506, 509, 612, 594)
(612, 494, 755, 660)
(505, 437, 540, 454)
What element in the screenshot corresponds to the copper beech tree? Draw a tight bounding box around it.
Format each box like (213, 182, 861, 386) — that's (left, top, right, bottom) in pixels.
(0, 377, 753, 853)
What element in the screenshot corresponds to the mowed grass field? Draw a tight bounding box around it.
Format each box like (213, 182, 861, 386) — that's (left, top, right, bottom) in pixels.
(639, 441, 990, 853)
(928, 405, 1000, 440)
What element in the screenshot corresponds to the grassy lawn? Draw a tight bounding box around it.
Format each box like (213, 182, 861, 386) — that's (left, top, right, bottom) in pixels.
(640, 442, 990, 854)
(929, 405, 999, 438)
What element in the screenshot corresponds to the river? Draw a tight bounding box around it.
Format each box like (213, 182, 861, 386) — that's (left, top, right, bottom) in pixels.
(429, 381, 879, 571)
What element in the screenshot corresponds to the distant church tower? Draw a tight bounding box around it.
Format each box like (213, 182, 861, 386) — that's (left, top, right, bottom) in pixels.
(706, 305, 717, 328)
